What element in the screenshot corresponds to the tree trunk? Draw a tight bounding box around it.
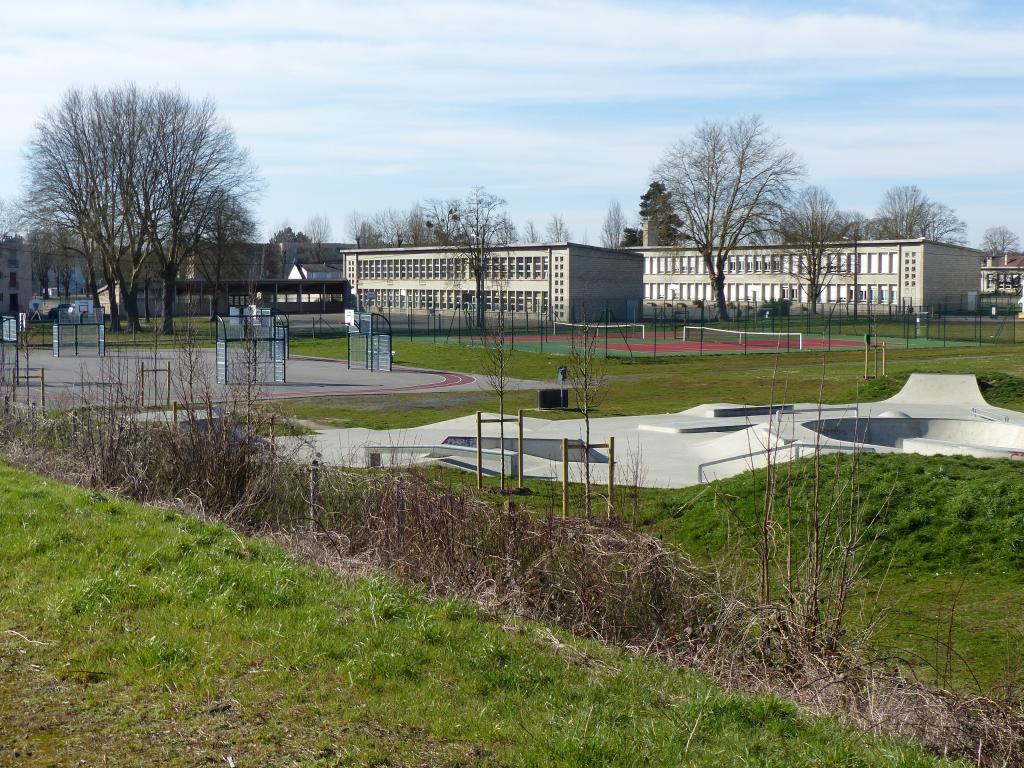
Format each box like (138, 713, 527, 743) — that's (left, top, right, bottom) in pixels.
(162, 264, 177, 335)
(144, 280, 152, 321)
(104, 263, 121, 333)
(475, 272, 486, 329)
(714, 275, 730, 321)
(122, 282, 141, 333)
(583, 411, 592, 519)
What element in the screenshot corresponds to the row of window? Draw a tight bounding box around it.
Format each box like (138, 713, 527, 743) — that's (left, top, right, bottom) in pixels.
(645, 282, 904, 304)
(645, 252, 913, 277)
(356, 255, 549, 282)
(358, 288, 549, 312)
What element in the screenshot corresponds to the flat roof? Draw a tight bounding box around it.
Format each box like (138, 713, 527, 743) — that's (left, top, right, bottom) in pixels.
(631, 238, 984, 255)
(338, 241, 639, 257)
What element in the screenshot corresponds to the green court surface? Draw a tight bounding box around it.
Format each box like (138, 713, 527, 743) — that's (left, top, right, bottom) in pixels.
(398, 327, 978, 357)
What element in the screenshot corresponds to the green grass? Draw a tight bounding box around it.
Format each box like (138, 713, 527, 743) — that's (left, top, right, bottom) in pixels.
(0, 463, 965, 766)
(284, 337, 1024, 429)
(621, 453, 1024, 694)
(418, 451, 1024, 696)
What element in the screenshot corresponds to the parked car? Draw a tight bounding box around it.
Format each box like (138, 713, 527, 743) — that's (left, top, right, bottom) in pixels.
(47, 304, 73, 320)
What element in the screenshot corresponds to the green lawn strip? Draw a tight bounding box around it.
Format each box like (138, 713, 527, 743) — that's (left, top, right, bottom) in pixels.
(0, 464, 959, 767)
(283, 337, 1024, 429)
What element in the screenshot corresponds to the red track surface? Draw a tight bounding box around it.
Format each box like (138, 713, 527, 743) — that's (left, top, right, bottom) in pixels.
(503, 334, 863, 353)
(269, 355, 477, 398)
(604, 337, 864, 353)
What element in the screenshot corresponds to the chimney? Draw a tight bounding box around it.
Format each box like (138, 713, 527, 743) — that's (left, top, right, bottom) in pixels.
(642, 218, 659, 247)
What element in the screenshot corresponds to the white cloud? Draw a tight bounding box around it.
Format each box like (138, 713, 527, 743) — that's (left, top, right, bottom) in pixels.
(2, 0, 1023, 242)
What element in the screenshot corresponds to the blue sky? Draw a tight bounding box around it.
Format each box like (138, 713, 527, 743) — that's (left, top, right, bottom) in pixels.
(1, 0, 1022, 245)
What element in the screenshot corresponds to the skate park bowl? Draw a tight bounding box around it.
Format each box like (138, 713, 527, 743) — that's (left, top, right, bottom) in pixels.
(806, 416, 1024, 459)
(800, 373, 1024, 460)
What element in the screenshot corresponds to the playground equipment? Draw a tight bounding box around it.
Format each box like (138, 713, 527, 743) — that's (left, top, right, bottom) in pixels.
(0, 315, 17, 374)
(346, 311, 392, 372)
(215, 306, 289, 385)
(52, 303, 105, 357)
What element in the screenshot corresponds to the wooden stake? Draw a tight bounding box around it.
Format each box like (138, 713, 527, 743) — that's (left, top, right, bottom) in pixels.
(561, 437, 569, 518)
(607, 435, 615, 519)
(517, 408, 524, 490)
(475, 411, 483, 490)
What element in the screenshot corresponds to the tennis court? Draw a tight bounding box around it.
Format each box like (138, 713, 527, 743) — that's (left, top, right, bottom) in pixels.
(408, 322, 975, 357)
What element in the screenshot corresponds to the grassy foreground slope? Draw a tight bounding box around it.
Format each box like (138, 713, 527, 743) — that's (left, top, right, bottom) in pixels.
(0, 464, 961, 767)
(630, 453, 1024, 693)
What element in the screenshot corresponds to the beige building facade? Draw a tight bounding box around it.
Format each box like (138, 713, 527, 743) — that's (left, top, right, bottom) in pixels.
(636, 239, 983, 312)
(0, 237, 35, 314)
(341, 242, 644, 322)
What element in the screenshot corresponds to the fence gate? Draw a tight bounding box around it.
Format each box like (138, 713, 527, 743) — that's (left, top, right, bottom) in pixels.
(215, 308, 289, 385)
(347, 311, 392, 372)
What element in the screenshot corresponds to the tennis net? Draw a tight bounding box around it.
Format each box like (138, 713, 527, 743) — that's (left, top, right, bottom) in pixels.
(679, 326, 803, 349)
(552, 321, 646, 340)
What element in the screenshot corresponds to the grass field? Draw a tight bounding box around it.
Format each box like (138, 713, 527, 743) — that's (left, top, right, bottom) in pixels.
(0, 463, 963, 767)
(627, 453, 1024, 695)
(283, 336, 1024, 429)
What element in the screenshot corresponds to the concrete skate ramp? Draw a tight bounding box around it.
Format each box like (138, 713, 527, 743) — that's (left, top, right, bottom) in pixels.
(885, 374, 987, 407)
(808, 417, 1024, 451)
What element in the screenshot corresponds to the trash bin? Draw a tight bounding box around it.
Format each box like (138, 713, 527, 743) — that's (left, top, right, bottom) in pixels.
(538, 389, 568, 409)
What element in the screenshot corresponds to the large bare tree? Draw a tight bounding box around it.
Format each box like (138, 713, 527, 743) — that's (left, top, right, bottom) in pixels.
(981, 225, 1020, 265)
(545, 214, 571, 242)
(304, 214, 333, 261)
(778, 186, 851, 314)
(422, 188, 515, 328)
(655, 115, 805, 320)
(520, 220, 540, 244)
(144, 89, 259, 333)
(24, 86, 140, 330)
(871, 185, 967, 245)
(23, 85, 259, 332)
(600, 199, 626, 248)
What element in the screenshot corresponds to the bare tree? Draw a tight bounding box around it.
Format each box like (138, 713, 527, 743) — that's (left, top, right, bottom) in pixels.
(482, 292, 514, 490)
(521, 220, 540, 244)
(345, 212, 378, 248)
(23, 86, 142, 331)
(981, 225, 1020, 265)
(422, 188, 514, 328)
(304, 214, 333, 261)
(655, 115, 805, 320)
(600, 199, 626, 248)
(778, 186, 851, 314)
(566, 313, 608, 518)
(22, 85, 259, 333)
(371, 208, 412, 247)
(194, 191, 258, 318)
(871, 185, 967, 245)
(144, 88, 260, 334)
(0, 196, 18, 240)
(404, 205, 431, 246)
(545, 214, 571, 242)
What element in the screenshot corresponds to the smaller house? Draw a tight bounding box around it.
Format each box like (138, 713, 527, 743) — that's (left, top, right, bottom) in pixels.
(981, 254, 1024, 293)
